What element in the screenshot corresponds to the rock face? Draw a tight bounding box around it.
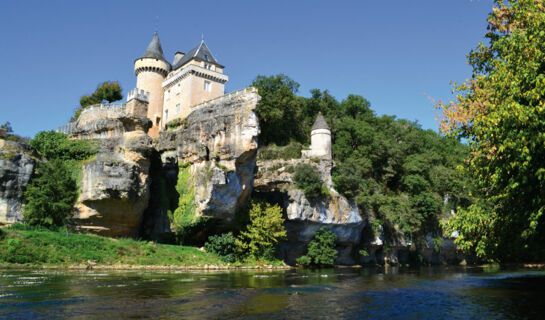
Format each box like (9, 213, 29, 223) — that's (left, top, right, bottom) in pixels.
(254, 158, 366, 265)
(147, 87, 260, 237)
(69, 106, 153, 237)
(0, 138, 35, 224)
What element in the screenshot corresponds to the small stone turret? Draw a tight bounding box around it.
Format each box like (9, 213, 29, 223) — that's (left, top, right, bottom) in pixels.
(134, 32, 170, 137)
(303, 113, 332, 159)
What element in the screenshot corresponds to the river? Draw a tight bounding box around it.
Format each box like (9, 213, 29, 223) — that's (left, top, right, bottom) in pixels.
(1, 266, 544, 319)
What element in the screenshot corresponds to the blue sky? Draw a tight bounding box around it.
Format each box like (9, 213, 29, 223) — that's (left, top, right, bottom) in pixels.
(0, 0, 493, 138)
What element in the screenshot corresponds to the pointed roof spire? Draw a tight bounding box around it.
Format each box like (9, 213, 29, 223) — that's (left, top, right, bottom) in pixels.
(140, 32, 168, 62)
(311, 113, 330, 131)
(172, 39, 222, 69)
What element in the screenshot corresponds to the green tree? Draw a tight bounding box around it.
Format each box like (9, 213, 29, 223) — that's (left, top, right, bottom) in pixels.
(252, 75, 304, 145)
(438, 0, 545, 260)
(250, 74, 469, 248)
(76, 81, 123, 119)
(204, 232, 237, 263)
(94, 81, 123, 103)
(293, 163, 323, 198)
(296, 227, 338, 266)
(236, 201, 287, 259)
(23, 159, 78, 227)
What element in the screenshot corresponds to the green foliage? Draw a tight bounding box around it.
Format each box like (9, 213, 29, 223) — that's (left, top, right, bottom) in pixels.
(75, 81, 123, 119)
(293, 163, 323, 198)
(438, 0, 545, 261)
(257, 141, 303, 160)
(236, 201, 287, 259)
(23, 131, 97, 228)
(204, 232, 237, 263)
(253, 73, 471, 245)
(359, 249, 369, 257)
(252, 75, 305, 146)
(297, 227, 338, 266)
(30, 131, 97, 161)
(167, 118, 182, 130)
(0, 226, 225, 266)
(23, 159, 78, 227)
(79, 95, 101, 108)
(168, 163, 199, 244)
(94, 81, 123, 103)
(295, 255, 311, 266)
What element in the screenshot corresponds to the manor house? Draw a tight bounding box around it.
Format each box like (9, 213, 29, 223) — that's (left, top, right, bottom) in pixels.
(134, 32, 228, 137)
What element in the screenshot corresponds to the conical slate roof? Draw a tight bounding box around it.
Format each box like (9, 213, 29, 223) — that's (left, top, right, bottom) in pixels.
(172, 40, 222, 69)
(140, 32, 168, 62)
(311, 113, 330, 131)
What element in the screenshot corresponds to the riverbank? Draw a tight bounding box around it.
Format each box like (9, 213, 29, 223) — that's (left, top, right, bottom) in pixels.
(0, 225, 289, 270)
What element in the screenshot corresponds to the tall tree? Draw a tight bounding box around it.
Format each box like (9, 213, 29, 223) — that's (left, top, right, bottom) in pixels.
(252, 75, 304, 146)
(438, 0, 545, 260)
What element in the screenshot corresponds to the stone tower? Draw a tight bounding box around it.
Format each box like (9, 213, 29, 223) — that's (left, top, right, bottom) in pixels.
(307, 113, 332, 159)
(134, 32, 171, 137)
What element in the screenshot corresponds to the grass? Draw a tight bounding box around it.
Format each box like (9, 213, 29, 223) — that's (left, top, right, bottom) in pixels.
(0, 224, 288, 269)
(0, 224, 224, 267)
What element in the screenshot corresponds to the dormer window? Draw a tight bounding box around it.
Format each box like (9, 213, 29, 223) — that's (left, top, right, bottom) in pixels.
(204, 54, 209, 61)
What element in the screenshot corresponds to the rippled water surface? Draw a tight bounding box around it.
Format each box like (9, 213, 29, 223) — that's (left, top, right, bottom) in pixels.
(1, 266, 544, 319)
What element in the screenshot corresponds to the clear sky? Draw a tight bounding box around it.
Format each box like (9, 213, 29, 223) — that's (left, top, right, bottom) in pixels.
(0, 0, 493, 138)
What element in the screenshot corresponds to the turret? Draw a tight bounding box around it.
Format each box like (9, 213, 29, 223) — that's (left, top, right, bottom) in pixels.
(308, 113, 332, 159)
(134, 32, 170, 137)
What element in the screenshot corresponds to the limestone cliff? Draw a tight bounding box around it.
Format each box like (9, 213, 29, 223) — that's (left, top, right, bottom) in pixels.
(254, 158, 365, 265)
(69, 106, 153, 237)
(146, 87, 260, 238)
(0, 138, 35, 224)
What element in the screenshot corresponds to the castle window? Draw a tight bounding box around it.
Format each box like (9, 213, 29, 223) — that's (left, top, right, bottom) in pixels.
(204, 81, 211, 92)
(176, 104, 180, 114)
(165, 109, 168, 120)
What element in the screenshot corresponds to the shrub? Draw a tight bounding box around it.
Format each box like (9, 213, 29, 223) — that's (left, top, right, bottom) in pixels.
(257, 141, 303, 160)
(293, 163, 323, 198)
(298, 227, 338, 266)
(236, 201, 287, 259)
(30, 131, 97, 161)
(205, 232, 237, 263)
(295, 255, 311, 266)
(23, 159, 78, 227)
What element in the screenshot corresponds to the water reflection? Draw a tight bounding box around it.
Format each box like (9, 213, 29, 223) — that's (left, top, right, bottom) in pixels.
(0, 267, 544, 319)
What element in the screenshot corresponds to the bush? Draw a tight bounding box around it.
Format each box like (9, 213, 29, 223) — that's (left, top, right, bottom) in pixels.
(236, 201, 287, 259)
(23, 159, 78, 227)
(297, 227, 338, 266)
(295, 255, 311, 266)
(30, 131, 97, 161)
(205, 232, 237, 263)
(293, 163, 323, 198)
(257, 141, 303, 160)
